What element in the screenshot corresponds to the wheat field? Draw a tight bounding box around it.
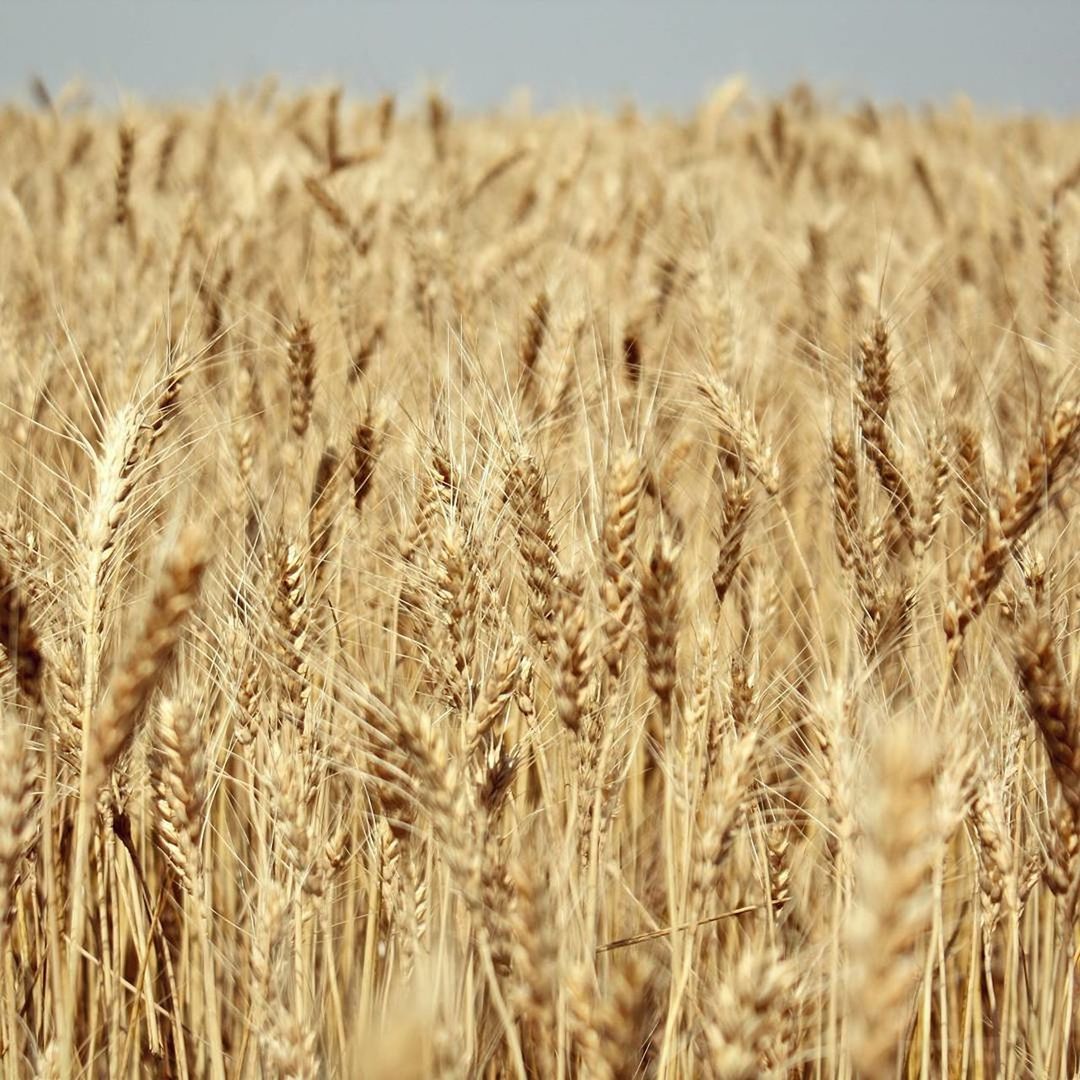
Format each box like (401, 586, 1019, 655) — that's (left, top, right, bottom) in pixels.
(0, 78, 1079, 1077)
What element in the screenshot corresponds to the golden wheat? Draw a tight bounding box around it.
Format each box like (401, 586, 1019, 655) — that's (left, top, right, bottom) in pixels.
(0, 78, 1079, 1078)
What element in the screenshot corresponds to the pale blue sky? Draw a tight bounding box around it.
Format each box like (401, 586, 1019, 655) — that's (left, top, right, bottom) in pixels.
(2, 1, 1079, 112)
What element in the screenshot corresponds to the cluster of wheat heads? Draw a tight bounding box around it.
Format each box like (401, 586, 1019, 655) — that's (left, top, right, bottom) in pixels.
(2, 78, 1080, 1077)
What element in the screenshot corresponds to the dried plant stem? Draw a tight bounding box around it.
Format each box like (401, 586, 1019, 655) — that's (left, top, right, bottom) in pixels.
(63, 528, 207, 1076)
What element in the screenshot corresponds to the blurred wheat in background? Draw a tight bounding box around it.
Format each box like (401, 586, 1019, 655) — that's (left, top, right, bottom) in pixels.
(1, 75, 1080, 1077)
